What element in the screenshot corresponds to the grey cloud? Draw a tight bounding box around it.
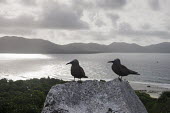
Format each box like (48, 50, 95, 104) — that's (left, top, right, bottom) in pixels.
(166, 23, 170, 30)
(96, 0, 127, 9)
(80, 30, 116, 41)
(118, 23, 170, 39)
(148, 0, 160, 10)
(0, 15, 37, 28)
(95, 19, 106, 27)
(141, 24, 151, 30)
(64, 30, 115, 43)
(120, 30, 170, 39)
(72, 0, 127, 12)
(38, 0, 88, 29)
(0, 0, 127, 32)
(72, 0, 127, 10)
(0, 0, 89, 30)
(72, 0, 94, 12)
(19, 0, 37, 6)
(91, 32, 116, 41)
(118, 22, 132, 31)
(0, 0, 6, 3)
(39, 3, 88, 29)
(86, 31, 110, 41)
(107, 13, 120, 26)
(0, 28, 35, 35)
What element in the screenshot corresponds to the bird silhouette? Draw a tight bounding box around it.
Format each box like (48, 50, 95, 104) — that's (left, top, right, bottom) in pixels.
(108, 59, 140, 80)
(66, 59, 88, 81)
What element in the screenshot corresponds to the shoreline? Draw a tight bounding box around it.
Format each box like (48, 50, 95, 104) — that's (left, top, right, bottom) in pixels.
(129, 81, 170, 98)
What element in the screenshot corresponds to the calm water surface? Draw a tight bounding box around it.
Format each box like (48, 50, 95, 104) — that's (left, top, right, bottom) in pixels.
(0, 53, 170, 84)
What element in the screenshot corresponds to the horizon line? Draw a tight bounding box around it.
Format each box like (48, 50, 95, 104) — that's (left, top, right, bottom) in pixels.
(0, 35, 169, 47)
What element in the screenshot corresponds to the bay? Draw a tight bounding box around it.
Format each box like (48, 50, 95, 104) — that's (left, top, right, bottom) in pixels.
(0, 53, 170, 85)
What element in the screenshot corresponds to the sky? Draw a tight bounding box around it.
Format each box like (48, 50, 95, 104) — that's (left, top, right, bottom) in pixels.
(0, 0, 170, 46)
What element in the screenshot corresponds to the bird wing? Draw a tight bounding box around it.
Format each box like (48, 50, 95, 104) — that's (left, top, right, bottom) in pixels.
(128, 69, 140, 75)
(112, 64, 121, 75)
(120, 65, 130, 76)
(80, 66, 87, 78)
(121, 65, 139, 75)
(121, 65, 128, 69)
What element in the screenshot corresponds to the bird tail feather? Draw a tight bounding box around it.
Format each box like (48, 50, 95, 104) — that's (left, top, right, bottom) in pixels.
(129, 70, 140, 75)
(83, 76, 88, 78)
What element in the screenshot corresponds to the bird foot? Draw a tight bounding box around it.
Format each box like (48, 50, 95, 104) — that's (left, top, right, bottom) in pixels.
(118, 77, 122, 81)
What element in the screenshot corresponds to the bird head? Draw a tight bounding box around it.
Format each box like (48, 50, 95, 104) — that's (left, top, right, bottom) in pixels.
(108, 58, 121, 64)
(66, 59, 79, 65)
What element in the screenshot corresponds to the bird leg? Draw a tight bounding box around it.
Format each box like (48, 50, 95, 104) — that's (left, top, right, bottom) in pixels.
(77, 78, 80, 81)
(77, 78, 82, 83)
(118, 76, 122, 81)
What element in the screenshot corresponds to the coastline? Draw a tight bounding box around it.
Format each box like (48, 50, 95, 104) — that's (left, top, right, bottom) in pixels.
(130, 81, 170, 98)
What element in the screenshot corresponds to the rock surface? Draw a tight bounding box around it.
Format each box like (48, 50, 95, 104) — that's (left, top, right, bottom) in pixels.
(41, 79, 148, 113)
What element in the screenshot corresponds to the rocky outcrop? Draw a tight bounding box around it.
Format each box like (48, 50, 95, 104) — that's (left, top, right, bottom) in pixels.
(41, 79, 148, 113)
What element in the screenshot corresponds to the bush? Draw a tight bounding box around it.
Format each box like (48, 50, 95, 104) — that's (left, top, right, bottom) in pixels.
(136, 91, 170, 113)
(0, 77, 66, 113)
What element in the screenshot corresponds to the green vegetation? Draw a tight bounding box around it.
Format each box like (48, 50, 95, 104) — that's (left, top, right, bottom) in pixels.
(136, 91, 170, 113)
(0, 78, 170, 113)
(0, 77, 66, 113)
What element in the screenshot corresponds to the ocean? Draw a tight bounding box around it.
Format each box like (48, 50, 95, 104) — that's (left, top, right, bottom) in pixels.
(0, 53, 170, 85)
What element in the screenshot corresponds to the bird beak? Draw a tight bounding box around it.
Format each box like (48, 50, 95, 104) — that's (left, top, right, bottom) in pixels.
(108, 61, 113, 63)
(66, 62, 71, 65)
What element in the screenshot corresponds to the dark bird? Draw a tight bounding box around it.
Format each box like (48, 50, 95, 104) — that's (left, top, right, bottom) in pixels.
(108, 59, 140, 80)
(66, 59, 88, 81)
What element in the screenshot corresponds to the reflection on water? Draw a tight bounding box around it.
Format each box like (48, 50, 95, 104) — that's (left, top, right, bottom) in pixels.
(0, 54, 51, 60)
(0, 53, 170, 84)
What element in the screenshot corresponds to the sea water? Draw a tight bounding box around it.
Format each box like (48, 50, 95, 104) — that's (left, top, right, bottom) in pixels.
(0, 53, 170, 85)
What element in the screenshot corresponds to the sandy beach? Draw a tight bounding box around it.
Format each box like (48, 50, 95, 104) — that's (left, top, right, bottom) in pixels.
(130, 81, 170, 98)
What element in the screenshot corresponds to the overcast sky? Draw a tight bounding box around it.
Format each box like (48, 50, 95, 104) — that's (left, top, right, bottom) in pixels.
(0, 0, 170, 45)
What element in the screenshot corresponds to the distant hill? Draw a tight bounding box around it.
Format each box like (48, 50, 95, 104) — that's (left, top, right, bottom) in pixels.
(0, 36, 170, 53)
(108, 42, 145, 53)
(0, 36, 63, 53)
(146, 42, 170, 53)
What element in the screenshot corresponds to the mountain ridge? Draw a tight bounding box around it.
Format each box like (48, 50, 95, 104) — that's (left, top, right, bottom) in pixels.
(0, 36, 170, 53)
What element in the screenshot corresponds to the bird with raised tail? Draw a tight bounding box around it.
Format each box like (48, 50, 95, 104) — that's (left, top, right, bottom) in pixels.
(66, 59, 88, 81)
(108, 59, 140, 80)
